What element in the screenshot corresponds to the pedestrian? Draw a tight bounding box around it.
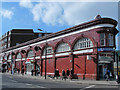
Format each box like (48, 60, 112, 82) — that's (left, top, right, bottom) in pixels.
(56, 69, 59, 79)
(62, 69, 66, 80)
(31, 69, 34, 76)
(105, 69, 110, 81)
(70, 68, 74, 76)
(18, 68, 20, 74)
(21, 65, 24, 75)
(66, 69, 70, 76)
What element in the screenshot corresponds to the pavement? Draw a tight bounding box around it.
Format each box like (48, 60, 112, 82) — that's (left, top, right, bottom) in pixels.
(3, 72, 120, 86)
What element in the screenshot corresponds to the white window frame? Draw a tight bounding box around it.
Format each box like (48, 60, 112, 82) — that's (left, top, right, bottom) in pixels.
(56, 42, 70, 53)
(43, 46, 53, 55)
(16, 53, 22, 59)
(27, 50, 34, 58)
(100, 33, 105, 46)
(74, 38, 93, 50)
(108, 33, 114, 46)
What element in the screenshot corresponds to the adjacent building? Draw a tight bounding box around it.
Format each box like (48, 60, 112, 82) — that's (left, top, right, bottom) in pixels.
(0, 15, 119, 80)
(0, 29, 51, 52)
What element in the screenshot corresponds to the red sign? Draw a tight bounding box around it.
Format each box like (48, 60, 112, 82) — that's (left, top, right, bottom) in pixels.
(27, 59, 30, 62)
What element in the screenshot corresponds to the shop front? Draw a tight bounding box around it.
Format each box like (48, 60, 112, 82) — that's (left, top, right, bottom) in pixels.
(98, 52, 114, 79)
(25, 58, 34, 75)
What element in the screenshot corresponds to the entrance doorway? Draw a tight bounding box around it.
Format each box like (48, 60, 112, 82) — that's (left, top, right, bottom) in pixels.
(99, 64, 107, 79)
(26, 63, 34, 74)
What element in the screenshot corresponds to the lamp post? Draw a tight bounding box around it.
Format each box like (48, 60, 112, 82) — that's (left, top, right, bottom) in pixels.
(11, 52, 15, 75)
(116, 51, 119, 83)
(38, 29, 47, 79)
(96, 42, 99, 80)
(34, 46, 41, 76)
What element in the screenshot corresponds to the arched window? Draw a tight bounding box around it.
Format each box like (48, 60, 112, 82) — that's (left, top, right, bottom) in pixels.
(8, 55, 12, 60)
(56, 42, 70, 53)
(74, 38, 93, 50)
(16, 53, 22, 59)
(27, 50, 34, 57)
(43, 46, 53, 55)
(4, 56, 7, 60)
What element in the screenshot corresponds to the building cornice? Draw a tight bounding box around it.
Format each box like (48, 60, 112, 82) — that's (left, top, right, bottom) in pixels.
(1, 18, 117, 53)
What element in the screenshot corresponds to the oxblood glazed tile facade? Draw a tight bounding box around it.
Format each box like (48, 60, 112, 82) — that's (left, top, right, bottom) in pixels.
(0, 16, 119, 80)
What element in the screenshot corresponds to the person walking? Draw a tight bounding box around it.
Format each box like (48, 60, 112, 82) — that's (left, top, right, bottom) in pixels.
(66, 69, 70, 76)
(62, 69, 66, 80)
(105, 69, 110, 81)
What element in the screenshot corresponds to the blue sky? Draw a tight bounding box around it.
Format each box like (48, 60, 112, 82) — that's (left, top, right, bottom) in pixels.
(0, 1, 119, 49)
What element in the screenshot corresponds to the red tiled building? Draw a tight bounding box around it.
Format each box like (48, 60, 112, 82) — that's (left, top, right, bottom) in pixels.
(0, 15, 119, 80)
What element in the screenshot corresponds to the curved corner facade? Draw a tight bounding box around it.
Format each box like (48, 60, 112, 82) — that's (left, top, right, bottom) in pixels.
(0, 17, 119, 80)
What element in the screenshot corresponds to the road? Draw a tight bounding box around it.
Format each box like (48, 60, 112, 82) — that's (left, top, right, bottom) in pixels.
(1, 73, 120, 90)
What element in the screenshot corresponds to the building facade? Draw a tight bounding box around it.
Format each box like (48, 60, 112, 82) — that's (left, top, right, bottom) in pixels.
(0, 29, 51, 52)
(0, 16, 119, 80)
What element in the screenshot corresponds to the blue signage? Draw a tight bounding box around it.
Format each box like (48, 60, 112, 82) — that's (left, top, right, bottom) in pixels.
(97, 48, 114, 52)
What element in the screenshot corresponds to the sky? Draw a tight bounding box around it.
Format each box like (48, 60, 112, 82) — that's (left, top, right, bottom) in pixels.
(0, 0, 120, 49)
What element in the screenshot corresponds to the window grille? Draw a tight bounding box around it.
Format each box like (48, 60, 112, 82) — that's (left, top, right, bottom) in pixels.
(56, 42, 70, 53)
(16, 53, 22, 59)
(74, 38, 93, 50)
(100, 33, 105, 46)
(27, 50, 34, 57)
(108, 33, 114, 46)
(43, 46, 53, 55)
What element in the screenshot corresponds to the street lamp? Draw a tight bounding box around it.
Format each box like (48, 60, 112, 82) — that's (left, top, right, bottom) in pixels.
(34, 46, 41, 76)
(11, 52, 15, 75)
(38, 29, 47, 79)
(116, 51, 119, 83)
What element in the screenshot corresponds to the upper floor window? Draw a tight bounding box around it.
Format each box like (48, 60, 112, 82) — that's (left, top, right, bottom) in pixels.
(100, 33, 105, 46)
(8, 55, 12, 60)
(108, 33, 114, 46)
(16, 53, 22, 59)
(74, 38, 93, 50)
(27, 50, 34, 57)
(56, 42, 70, 53)
(43, 46, 53, 55)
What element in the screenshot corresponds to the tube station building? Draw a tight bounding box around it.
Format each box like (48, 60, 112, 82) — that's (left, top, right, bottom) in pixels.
(0, 15, 119, 80)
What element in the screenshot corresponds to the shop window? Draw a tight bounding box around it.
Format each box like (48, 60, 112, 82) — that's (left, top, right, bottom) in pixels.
(56, 42, 70, 53)
(27, 50, 34, 57)
(16, 53, 22, 59)
(43, 46, 53, 55)
(74, 38, 93, 50)
(108, 33, 114, 46)
(100, 33, 105, 46)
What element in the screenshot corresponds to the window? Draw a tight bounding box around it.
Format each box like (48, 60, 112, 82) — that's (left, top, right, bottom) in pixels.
(43, 46, 53, 55)
(38, 34, 42, 37)
(16, 53, 22, 59)
(16, 43, 19, 45)
(108, 33, 114, 46)
(8, 36, 10, 41)
(27, 50, 34, 57)
(8, 55, 12, 60)
(4, 56, 7, 60)
(100, 33, 105, 46)
(8, 44, 10, 47)
(74, 38, 93, 50)
(56, 42, 70, 53)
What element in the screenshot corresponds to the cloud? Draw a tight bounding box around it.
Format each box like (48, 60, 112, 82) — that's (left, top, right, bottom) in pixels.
(31, 3, 63, 25)
(0, 9, 14, 19)
(31, 2, 95, 26)
(19, 2, 118, 26)
(19, 0, 33, 8)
